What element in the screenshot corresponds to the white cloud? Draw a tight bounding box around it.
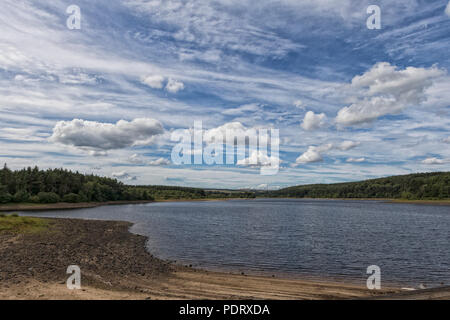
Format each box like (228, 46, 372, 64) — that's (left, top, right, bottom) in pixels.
(301, 111, 327, 131)
(296, 148, 322, 163)
(141, 74, 165, 89)
(148, 157, 171, 166)
(336, 62, 445, 125)
(338, 140, 360, 151)
(237, 150, 280, 168)
(128, 154, 170, 166)
(204, 121, 279, 148)
(294, 100, 304, 109)
(112, 171, 137, 180)
(50, 118, 164, 151)
(165, 78, 185, 93)
(204, 122, 252, 145)
(295, 144, 333, 164)
(88, 150, 108, 157)
(128, 153, 146, 164)
(295, 141, 360, 164)
(0, 127, 44, 142)
(125, 0, 304, 58)
(206, 121, 247, 137)
(58, 72, 98, 85)
(222, 103, 260, 116)
(446, 1, 450, 17)
(346, 157, 365, 163)
(443, 136, 450, 144)
(421, 157, 445, 165)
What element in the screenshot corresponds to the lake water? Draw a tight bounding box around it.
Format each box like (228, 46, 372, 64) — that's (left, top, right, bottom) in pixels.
(21, 199, 450, 288)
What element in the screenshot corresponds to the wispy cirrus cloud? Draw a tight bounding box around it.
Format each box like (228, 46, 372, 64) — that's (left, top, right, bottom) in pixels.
(0, 0, 449, 188)
(346, 157, 366, 163)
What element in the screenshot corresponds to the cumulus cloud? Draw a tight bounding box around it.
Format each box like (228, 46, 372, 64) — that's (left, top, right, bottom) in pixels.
(421, 157, 445, 165)
(295, 144, 333, 164)
(205, 122, 249, 142)
(295, 141, 360, 164)
(165, 78, 185, 93)
(128, 153, 145, 164)
(112, 171, 137, 180)
(50, 118, 164, 151)
(141, 75, 184, 93)
(237, 150, 280, 168)
(301, 111, 327, 131)
(336, 62, 445, 125)
(346, 157, 365, 163)
(338, 140, 360, 151)
(203, 121, 279, 148)
(446, 1, 450, 17)
(141, 74, 165, 89)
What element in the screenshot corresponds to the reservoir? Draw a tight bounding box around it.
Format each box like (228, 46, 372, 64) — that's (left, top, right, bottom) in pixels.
(22, 198, 450, 288)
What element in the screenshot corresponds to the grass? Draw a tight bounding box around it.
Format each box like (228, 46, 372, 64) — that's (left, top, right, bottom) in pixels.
(0, 214, 49, 234)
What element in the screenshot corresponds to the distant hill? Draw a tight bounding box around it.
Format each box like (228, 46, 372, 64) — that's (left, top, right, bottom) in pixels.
(266, 172, 450, 200)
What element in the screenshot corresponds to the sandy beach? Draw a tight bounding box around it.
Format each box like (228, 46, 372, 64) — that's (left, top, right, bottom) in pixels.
(1, 217, 449, 300)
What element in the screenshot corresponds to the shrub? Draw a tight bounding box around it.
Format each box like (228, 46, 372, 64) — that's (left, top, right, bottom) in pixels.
(29, 195, 40, 203)
(0, 192, 12, 204)
(37, 192, 60, 204)
(13, 190, 31, 203)
(62, 193, 81, 203)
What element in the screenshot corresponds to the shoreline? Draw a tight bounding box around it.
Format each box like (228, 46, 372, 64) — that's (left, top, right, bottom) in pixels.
(0, 198, 245, 212)
(1, 197, 449, 212)
(1, 217, 449, 300)
(258, 197, 450, 206)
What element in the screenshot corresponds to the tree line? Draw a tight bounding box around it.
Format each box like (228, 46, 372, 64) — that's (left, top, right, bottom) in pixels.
(0, 164, 255, 204)
(0, 164, 156, 204)
(266, 172, 450, 200)
(2, 164, 447, 204)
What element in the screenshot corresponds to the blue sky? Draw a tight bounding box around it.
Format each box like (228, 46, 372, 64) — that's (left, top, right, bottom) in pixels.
(0, 0, 449, 189)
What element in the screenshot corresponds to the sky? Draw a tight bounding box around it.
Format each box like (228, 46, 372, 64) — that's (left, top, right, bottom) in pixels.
(0, 0, 449, 189)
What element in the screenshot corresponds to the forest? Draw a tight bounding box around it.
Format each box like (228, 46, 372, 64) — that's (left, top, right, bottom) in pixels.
(1, 165, 448, 204)
(266, 172, 450, 200)
(0, 164, 254, 204)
